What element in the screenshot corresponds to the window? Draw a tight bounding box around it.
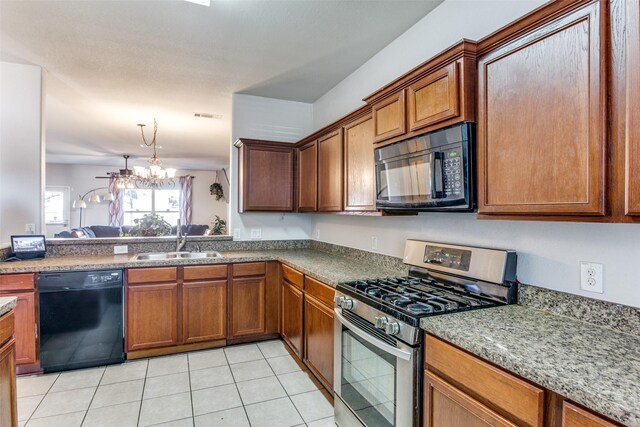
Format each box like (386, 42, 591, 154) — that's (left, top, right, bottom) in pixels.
(123, 188, 180, 226)
(44, 186, 70, 225)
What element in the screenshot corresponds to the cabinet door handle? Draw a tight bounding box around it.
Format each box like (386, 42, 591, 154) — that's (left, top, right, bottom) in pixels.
(431, 152, 445, 199)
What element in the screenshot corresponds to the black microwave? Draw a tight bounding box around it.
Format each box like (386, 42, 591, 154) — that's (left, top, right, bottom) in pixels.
(374, 122, 474, 211)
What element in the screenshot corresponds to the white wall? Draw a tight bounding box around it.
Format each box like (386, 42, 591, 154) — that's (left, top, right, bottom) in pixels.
(46, 163, 229, 231)
(0, 62, 44, 245)
(230, 94, 313, 240)
(309, 0, 640, 308)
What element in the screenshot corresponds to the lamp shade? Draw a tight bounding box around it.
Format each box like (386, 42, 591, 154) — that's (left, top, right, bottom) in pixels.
(89, 193, 101, 203)
(103, 193, 115, 201)
(73, 199, 87, 209)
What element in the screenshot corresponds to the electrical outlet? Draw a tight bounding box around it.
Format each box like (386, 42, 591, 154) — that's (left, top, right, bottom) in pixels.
(371, 236, 378, 251)
(250, 228, 262, 240)
(580, 262, 604, 293)
(113, 245, 128, 255)
(233, 229, 241, 240)
(25, 223, 35, 234)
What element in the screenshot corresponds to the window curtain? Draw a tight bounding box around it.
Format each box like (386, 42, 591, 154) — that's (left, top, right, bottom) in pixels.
(108, 173, 124, 226)
(179, 175, 193, 224)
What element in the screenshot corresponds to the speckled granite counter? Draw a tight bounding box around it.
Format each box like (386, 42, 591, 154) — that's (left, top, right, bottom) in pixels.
(421, 305, 640, 426)
(0, 249, 407, 287)
(0, 297, 17, 317)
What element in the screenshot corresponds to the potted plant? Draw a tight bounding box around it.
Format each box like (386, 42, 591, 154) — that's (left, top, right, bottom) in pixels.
(210, 182, 224, 201)
(127, 213, 172, 237)
(211, 215, 226, 235)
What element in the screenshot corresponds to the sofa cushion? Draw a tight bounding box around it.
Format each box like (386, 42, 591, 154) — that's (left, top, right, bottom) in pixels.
(90, 225, 121, 237)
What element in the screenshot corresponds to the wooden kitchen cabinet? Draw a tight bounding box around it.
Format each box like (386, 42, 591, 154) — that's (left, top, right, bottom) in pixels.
(298, 141, 318, 212)
(235, 138, 295, 212)
(317, 129, 344, 212)
(0, 310, 17, 427)
(407, 62, 459, 132)
(372, 91, 406, 143)
(281, 280, 303, 358)
(343, 113, 376, 211)
(303, 276, 335, 391)
(126, 283, 179, 352)
(182, 280, 226, 344)
(477, 1, 606, 217)
(562, 402, 619, 427)
(626, 0, 640, 216)
(0, 274, 37, 371)
(424, 371, 516, 427)
(230, 263, 267, 339)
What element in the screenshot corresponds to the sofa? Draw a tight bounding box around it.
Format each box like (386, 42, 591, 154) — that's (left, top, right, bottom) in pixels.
(54, 224, 209, 238)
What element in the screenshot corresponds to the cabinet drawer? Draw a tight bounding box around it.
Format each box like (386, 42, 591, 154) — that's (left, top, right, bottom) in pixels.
(233, 262, 266, 277)
(0, 274, 35, 292)
(562, 402, 618, 427)
(127, 267, 177, 284)
(425, 335, 544, 427)
(304, 276, 335, 307)
(184, 265, 228, 281)
(0, 311, 14, 347)
(281, 264, 303, 288)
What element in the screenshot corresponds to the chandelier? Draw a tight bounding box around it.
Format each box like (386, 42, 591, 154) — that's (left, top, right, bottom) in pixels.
(114, 119, 177, 189)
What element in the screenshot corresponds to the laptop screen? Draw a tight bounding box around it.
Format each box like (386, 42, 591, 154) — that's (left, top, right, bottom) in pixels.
(11, 235, 46, 254)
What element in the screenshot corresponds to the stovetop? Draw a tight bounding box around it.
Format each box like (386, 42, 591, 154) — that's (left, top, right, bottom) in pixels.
(337, 275, 499, 326)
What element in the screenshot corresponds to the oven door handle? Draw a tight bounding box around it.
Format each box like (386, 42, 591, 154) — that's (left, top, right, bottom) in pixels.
(334, 308, 413, 361)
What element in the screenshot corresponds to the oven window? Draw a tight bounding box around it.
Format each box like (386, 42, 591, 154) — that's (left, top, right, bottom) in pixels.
(341, 329, 396, 427)
(376, 154, 431, 203)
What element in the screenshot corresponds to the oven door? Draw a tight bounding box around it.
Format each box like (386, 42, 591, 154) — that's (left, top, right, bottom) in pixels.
(334, 308, 420, 427)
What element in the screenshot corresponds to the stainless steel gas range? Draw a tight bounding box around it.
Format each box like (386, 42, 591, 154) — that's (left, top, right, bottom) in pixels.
(333, 240, 518, 427)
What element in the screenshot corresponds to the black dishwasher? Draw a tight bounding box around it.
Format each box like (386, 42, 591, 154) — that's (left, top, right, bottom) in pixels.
(38, 270, 124, 373)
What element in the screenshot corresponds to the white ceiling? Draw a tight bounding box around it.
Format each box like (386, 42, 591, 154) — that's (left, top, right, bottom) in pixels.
(0, 0, 442, 170)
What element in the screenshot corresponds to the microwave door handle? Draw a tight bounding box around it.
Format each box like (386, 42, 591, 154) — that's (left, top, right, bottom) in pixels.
(431, 152, 445, 199)
(334, 308, 413, 361)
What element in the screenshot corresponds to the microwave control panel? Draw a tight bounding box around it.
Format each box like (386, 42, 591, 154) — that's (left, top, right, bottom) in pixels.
(442, 148, 463, 197)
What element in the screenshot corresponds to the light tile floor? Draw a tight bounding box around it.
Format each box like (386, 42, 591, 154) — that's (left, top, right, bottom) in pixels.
(17, 340, 335, 427)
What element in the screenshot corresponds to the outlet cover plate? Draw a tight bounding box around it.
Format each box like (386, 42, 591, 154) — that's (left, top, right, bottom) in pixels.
(580, 262, 604, 293)
(114, 245, 128, 255)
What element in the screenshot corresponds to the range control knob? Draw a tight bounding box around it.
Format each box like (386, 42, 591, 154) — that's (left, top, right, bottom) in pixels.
(340, 298, 355, 309)
(334, 296, 345, 308)
(374, 316, 389, 329)
(385, 321, 401, 336)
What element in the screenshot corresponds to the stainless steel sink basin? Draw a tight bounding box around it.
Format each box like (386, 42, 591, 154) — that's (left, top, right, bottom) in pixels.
(134, 251, 223, 261)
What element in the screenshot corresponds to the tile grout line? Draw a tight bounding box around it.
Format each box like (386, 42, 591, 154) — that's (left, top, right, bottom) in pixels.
(187, 352, 195, 426)
(21, 371, 60, 425)
(137, 359, 150, 427)
(224, 344, 253, 427)
(79, 366, 107, 426)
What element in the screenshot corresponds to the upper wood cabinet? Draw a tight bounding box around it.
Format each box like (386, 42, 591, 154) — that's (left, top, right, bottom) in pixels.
(626, 0, 640, 216)
(477, 1, 606, 217)
(317, 129, 344, 212)
(235, 138, 295, 212)
(372, 91, 405, 143)
(343, 113, 376, 211)
(298, 141, 318, 212)
(365, 40, 477, 146)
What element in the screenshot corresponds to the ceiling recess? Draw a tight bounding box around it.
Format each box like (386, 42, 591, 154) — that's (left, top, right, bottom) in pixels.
(194, 112, 223, 119)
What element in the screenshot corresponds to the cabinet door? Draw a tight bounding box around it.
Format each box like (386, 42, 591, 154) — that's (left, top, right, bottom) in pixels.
(407, 62, 459, 132)
(0, 338, 17, 427)
(424, 371, 517, 427)
(230, 277, 266, 338)
(5, 292, 36, 366)
(281, 281, 303, 357)
(126, 283, 179, 352)
(303, 294, 334, 390)
(344, 114, 376, 211)
(626, 0, 640, 215)
(562, 402, 618, 427)
(298, 141, 318, 212)
(182, 280, 226, 344)
(477, 2, 606, 216)
(318, 130, 344, 212)
(372, 91, 406, 143)
(239, 143, 294, 212)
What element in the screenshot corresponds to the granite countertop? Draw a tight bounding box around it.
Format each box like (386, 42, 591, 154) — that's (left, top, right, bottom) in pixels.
(0, 249, 406, 287)
(0, 297, 17, 317)
(421, 305, 640, 426)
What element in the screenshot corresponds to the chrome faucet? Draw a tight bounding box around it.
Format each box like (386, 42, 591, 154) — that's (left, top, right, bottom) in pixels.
(176, 219, 187, 252)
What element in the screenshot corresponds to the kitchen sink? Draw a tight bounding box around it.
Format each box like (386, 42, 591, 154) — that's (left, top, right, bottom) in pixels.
(134, 251, 223, 261)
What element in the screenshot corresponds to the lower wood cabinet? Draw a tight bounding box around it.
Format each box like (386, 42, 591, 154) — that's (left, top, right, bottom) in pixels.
(182, 280, 226, 344)
(126, 283, 179, 352)
(0, 274, 38, 371)
(0, 310, 17, 427)
(562, 402, 618, 427)
(303, 293, 334, 390)
(281, 280, 303, 357)
(230, 276, 266, 338)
